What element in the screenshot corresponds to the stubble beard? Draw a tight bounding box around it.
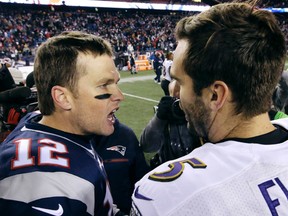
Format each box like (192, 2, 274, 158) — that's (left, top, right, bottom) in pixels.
(187, 97, 211, 140)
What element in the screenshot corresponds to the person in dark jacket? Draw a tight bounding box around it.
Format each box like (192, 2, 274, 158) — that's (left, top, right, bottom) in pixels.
(129, 54, 137, 75)
(93, 116, 149, 215)
(140, 80, 202, 168)
(153, 52, 163, 84)
(0, 60, 16, 92)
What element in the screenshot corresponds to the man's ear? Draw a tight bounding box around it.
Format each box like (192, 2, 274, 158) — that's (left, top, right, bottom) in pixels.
(51, 86, 72, 110)
(209, 81, 229, 111)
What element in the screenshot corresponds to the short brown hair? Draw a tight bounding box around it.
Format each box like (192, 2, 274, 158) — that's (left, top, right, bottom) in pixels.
(175, 2, 286, 117)
(34, 31, 113, 115)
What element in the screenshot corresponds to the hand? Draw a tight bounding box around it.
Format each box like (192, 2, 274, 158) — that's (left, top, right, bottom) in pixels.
(156, 96, 174, 120)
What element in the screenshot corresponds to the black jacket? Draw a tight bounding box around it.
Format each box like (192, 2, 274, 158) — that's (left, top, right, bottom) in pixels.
(93, 118, 149, 214)
(140, 115, 202, 168)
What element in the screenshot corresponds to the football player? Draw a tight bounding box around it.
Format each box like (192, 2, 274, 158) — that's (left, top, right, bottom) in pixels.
(131, 2, 288, 215)
(0, 31, 124, 215)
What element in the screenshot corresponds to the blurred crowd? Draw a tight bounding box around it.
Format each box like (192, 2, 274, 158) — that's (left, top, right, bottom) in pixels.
(0, 3, 193, 62)
(0, 2, 288, 64)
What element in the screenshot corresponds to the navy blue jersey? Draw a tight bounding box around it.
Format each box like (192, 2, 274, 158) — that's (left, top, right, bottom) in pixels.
(153, 56, 163, 71)
(0, 112, 113, 216)
(94, 118, 149, 215)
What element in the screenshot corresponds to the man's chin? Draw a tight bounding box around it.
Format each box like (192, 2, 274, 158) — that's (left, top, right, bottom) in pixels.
(101, 126, 115, 136)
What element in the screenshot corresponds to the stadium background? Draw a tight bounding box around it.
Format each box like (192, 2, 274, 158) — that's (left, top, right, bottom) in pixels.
(1, 0, 288, 161)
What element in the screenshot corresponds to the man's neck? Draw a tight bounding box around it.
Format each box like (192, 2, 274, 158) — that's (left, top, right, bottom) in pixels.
(208, 112, 276, 143)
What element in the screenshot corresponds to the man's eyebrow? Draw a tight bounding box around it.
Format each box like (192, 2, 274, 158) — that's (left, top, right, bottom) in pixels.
(97, 77, 114, 83)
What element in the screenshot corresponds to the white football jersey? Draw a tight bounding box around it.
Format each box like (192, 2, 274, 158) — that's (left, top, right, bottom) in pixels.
(131, 119, 288, 216)
(162, 59, 173, 82)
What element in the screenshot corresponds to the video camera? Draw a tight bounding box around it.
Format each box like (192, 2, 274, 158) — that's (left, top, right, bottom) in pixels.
(154, 96, 186, 123)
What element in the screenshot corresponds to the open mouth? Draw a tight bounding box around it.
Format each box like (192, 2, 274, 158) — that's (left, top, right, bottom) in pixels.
(107, 109, 117, 124)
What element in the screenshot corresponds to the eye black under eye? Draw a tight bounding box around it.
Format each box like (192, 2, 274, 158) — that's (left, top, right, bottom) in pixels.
(94, 93, 112, 100)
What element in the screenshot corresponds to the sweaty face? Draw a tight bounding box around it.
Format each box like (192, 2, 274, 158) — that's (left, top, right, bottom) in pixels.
(70, 53, 124, 136)
(171, 40, 212, 139)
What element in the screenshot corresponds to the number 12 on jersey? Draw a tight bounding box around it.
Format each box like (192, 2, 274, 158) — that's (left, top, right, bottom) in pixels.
(11, 138, 70, 169)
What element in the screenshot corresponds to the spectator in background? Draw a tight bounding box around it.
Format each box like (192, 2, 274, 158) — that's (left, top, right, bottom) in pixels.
(267, 73, 288, 120)
(161, 51, 173, 95)
(127, 42, 134, 54)
(153, 51, 163, 84)
(130, 54, 137, 75)
(268, 73, 288, 120)
(272, 72, 288, 113)
(0, 31, 124, 215)
(25, 71, 35, 88)
(132, 2, 288, 215)
(140, 80, 202, 168)
(268, 108, 288, 120)
(94, 116, 149, 215)
(0, 59, 18, 141)
(0, 58, 16, 92)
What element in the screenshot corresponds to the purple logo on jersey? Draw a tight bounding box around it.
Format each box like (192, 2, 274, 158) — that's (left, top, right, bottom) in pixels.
(134, 186, 153, 201)
(106, 145, 126, 156)
(149, 157, 207, 182)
